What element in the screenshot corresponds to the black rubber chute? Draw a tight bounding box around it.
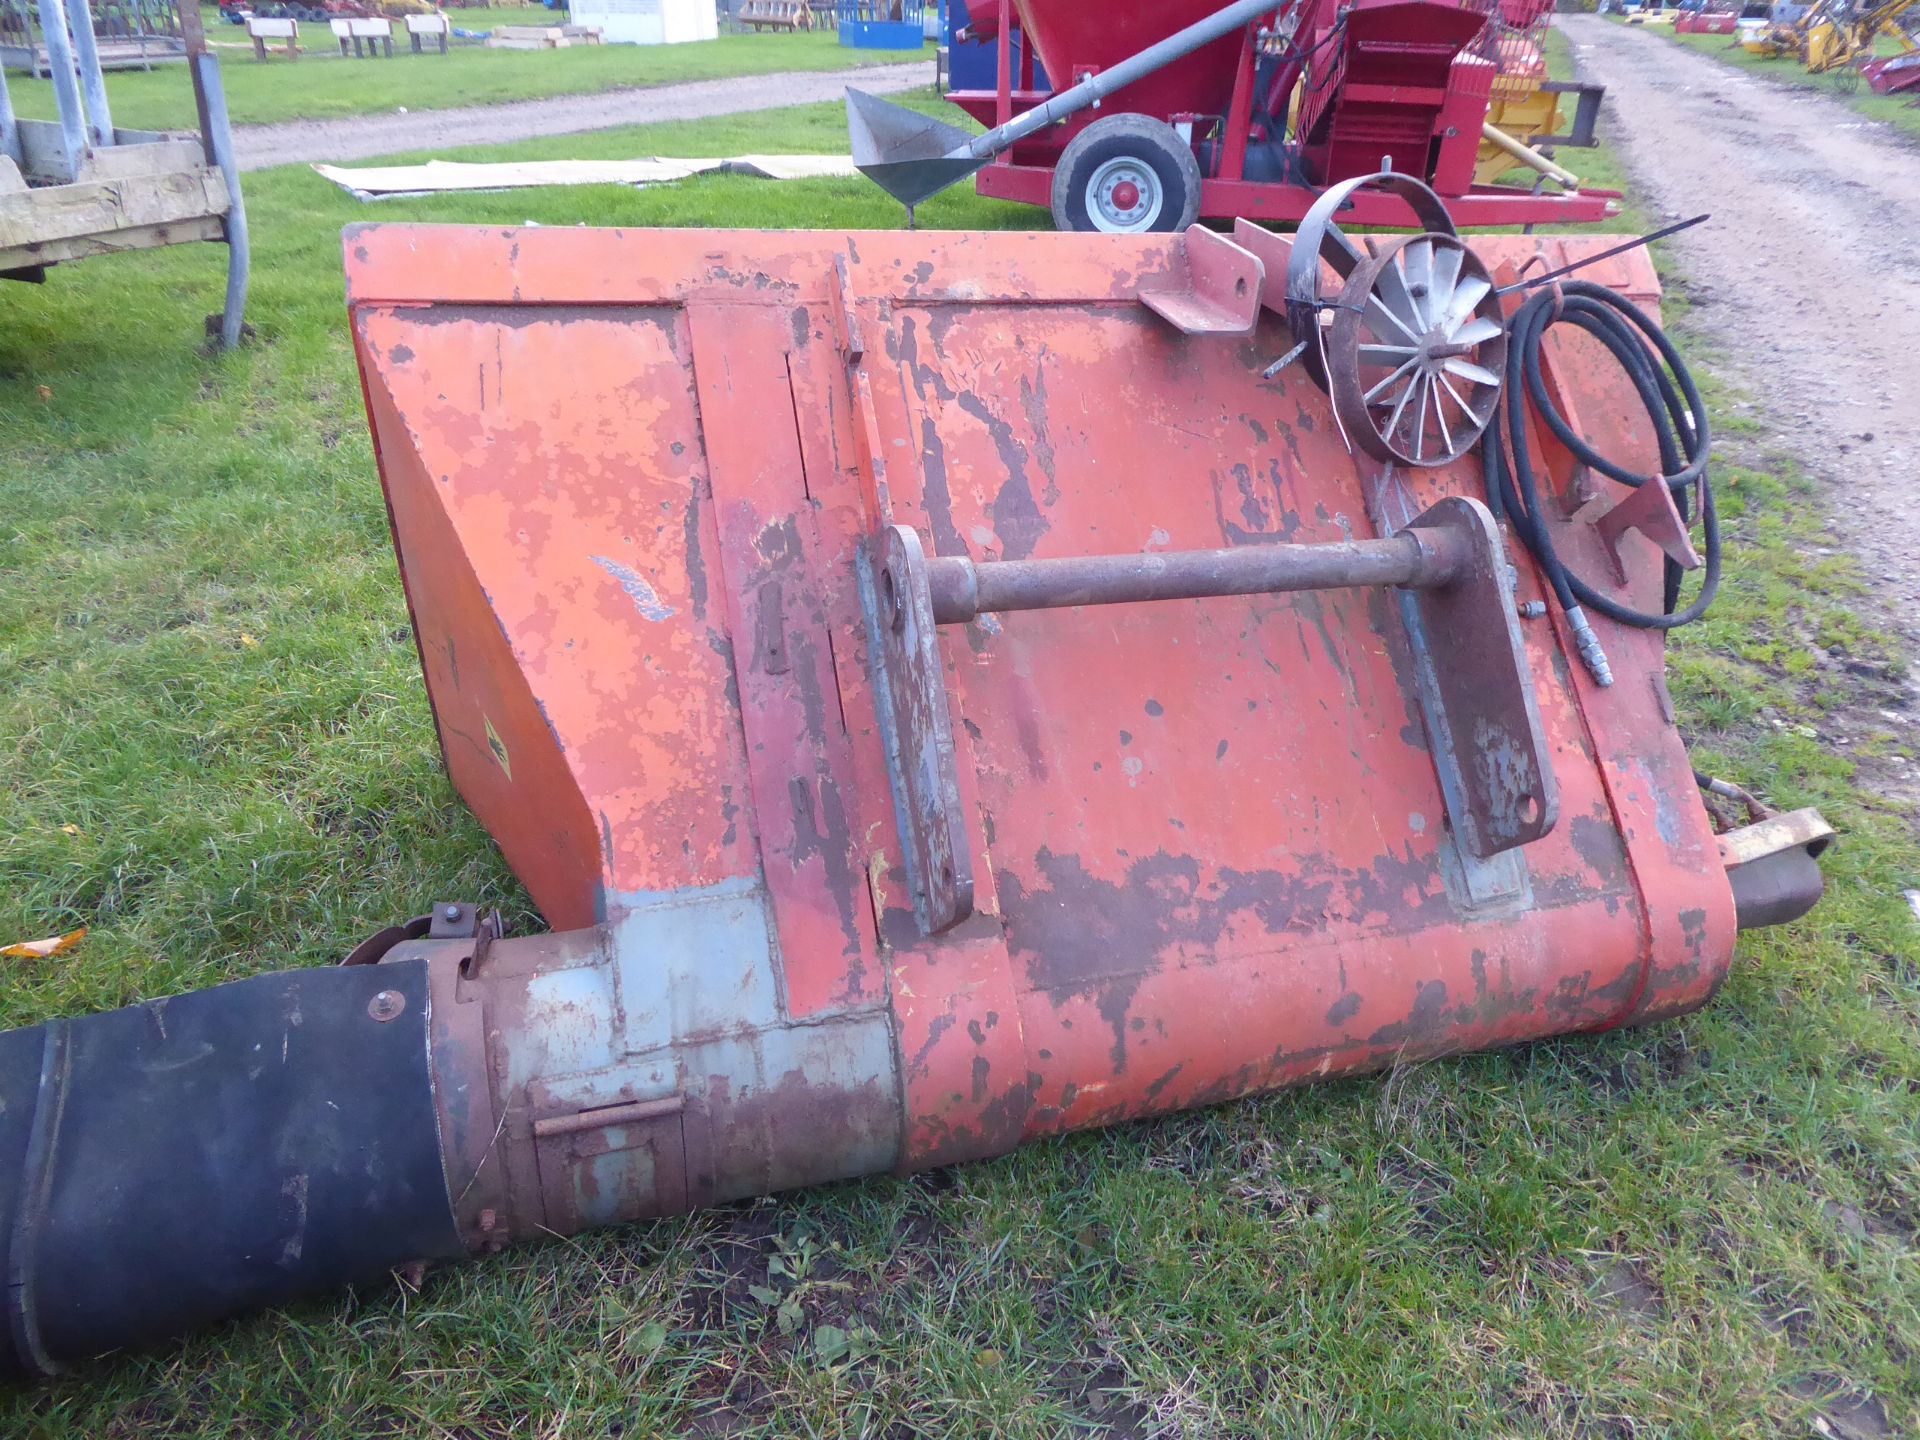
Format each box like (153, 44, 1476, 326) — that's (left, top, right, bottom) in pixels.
(0, 960, 462, 1378)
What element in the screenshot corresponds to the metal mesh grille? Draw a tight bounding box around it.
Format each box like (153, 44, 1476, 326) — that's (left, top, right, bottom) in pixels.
(1, 0, 187, 70)
(1459, 0, 1555, 99)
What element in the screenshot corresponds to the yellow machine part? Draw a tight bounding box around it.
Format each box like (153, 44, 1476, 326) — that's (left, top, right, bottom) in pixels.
(1805, 19, 1847, 68)
(1476, 88, 1565, 185)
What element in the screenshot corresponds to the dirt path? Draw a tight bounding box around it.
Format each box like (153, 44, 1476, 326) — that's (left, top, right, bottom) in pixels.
(232, 58, 934, 171)
(1561, 15, 1920, 617)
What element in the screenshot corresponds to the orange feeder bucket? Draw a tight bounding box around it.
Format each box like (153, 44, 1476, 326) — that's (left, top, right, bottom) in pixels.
(0, 220, 1832, 1380)
(340, 217, 1812, 1207)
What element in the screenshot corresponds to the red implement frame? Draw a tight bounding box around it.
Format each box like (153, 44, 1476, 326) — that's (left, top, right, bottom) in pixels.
(948, 0, 1622, 227)
(348, 224, 1732, 1172)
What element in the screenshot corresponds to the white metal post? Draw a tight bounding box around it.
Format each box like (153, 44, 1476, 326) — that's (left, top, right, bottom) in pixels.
(63, 0, 117, 147)
(35, 0, 91, 175)
(0, 56, 21, 166)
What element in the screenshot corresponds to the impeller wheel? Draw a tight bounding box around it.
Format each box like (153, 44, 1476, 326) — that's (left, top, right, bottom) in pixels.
(1282, 170, 1507, 468)
(1329, 232, 1506, 468)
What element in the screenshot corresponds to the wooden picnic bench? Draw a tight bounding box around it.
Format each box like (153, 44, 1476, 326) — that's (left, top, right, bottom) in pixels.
(245, 14, 299, 59)
(406, 12, 451, 53)
(330, 15, 394, 57)
(739, 0, 813, 31)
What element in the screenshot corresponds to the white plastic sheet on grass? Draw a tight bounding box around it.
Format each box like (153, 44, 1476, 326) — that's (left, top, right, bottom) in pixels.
(312, 154, 860, 200)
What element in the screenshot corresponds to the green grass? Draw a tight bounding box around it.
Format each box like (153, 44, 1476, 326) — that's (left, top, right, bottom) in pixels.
(2, 92, 1918, 1439)
(1621, 17, 1920, 141)
(3, 26, 924, 131)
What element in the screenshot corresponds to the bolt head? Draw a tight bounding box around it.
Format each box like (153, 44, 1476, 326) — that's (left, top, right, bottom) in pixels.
(442, 904, 462, 921)
(368, 989, 406, 1022)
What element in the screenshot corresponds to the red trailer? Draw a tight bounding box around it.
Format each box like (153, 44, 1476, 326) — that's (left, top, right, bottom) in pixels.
(943, 0, 1620, 230)
(1862, 49, 1920, 94)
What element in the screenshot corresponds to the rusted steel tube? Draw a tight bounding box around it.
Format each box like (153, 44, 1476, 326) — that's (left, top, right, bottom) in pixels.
(925, 529, 1473, 624)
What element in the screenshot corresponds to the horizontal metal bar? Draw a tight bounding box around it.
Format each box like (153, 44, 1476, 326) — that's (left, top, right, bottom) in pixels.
(532, 1095, 684, 1138)
(924, 530, 1472, 625)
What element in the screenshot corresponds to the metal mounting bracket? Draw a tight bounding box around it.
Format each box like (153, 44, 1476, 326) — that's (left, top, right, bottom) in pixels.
(1139, 226, 1265, 337)
(1594, 477, 1703, 585)
(859, 525, 974, 936)
(862, 495, 1556, 938)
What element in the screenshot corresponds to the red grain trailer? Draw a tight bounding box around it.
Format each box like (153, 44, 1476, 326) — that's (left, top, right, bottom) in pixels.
(934, 0, 1620, 229)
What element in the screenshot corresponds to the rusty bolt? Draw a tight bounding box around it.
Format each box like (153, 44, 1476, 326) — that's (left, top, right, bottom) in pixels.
(368, 989, 406, 1023)
(1516, 600, 1548, 620)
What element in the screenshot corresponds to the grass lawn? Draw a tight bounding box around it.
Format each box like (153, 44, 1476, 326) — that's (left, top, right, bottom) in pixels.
(2, 86, 1917, 1438)
(1620, 18, 1920, 142)
(2, 26, 924, 131)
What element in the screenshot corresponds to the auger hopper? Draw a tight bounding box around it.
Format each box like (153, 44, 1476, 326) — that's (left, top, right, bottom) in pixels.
(0, 215, 1832, 1377)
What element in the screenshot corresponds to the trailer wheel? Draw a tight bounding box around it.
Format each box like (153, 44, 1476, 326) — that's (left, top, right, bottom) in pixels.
(1049, 115, 1202, 234)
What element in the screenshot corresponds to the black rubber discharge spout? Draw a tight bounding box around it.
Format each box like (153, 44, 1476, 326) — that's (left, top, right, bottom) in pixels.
(0, 961, 462, 1379)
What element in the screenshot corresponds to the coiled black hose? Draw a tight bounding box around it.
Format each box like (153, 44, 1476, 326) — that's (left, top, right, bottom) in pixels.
(1483, 279, 1720, 685)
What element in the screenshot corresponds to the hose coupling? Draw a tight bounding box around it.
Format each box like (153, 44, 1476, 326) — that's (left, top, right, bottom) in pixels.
(1565, 605, 1614, 687)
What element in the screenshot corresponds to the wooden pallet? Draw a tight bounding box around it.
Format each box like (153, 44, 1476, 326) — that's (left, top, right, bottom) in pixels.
(1, 129, 231, 275)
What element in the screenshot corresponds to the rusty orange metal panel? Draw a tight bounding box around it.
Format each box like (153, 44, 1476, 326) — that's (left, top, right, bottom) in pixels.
(684, 301, 887, 1014)
(344, 222, 1737, 1181)
(356, 334, 604, 927)
(354, 298, 761, 917)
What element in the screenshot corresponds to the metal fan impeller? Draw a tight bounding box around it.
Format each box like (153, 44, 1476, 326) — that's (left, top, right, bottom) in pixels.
(1279, 170, 1509, 470)
(1329, 232, 1507, 469)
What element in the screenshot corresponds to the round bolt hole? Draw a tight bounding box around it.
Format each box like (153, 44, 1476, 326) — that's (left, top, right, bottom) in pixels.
(1234, 277, 1248, 298)
(1517, 792, 1542, 827)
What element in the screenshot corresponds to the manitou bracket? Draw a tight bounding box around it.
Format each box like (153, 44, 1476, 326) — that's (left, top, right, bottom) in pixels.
(864, 495, 1558, 937)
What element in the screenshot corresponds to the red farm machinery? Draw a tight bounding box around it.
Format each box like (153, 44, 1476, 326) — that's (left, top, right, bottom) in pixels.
(850, 0, 1612, 229)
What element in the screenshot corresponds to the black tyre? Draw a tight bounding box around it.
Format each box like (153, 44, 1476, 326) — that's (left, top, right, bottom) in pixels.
(1048, 113, 1203, 235)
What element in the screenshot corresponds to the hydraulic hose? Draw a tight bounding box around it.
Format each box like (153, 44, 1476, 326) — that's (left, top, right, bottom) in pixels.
(1483, 279, 1721, 686)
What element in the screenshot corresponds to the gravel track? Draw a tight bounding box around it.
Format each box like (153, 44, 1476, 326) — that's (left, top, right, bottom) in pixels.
(232, 57, 934, 170)
(1560, 15, 1920, 617)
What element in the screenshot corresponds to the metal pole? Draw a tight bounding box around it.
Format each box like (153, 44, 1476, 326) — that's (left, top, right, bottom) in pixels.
(63, 0, 116, 148)
(963, 0, 1280, 159)
(35, 0, 90, 175)
(179, 0, 212, 143)
(194, 48, 249, 351)
(0, 52, 20, 166)
(923, 530, 1470, 625)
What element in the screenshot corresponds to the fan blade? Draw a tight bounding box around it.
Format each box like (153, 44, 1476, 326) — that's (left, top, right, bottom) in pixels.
(1384, 367, 1420, 443)
(1368, 254, 1426, 337)
(1451, 316, 1504, 348)
(1364, 356, 1420, 404)
(1430, 244, 1465, 321)
(1401, 240, 1435, 328)
(1358, 343, 1418, 366)
(1366, 293, 1421, 342)
(1442, 276, 1492, 333)
(1443, 357, 1502, 387)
